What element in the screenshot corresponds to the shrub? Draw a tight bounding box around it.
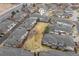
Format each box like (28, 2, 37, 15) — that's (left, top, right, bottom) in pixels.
(44, 26, 50, 33)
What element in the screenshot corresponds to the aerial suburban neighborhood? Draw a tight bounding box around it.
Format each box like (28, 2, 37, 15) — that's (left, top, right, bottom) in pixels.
(0, 3, 79, 56)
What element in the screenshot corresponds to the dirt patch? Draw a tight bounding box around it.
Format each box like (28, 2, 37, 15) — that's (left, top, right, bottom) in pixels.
(0, 3, 15, 13)
(22, 22, 51, 52)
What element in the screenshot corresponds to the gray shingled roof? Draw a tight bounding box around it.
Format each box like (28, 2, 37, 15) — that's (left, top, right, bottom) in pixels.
(39, 50, 78, 56)
(45, 4, 57, 10)
(37, 4, 49, 11)
(53, 24, 72, 33)
(2, 26, 28, 47)
(0, 47, 33, 56)
(31, 13, 49, 22)
(51, 17, 74, 25)
(64, 7, 73, 13)
(56, 20, 73, 25)
(48, 20, 73, 33)
(42, 33, 74, 48)
(0, 18, 6, 23)
(0, 19, 17, 34)
(19, 17, 37, 30)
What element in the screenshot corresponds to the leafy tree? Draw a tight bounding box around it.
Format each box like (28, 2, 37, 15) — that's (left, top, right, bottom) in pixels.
(16, 10, 19, 13)
(11, 11, 16, 18)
